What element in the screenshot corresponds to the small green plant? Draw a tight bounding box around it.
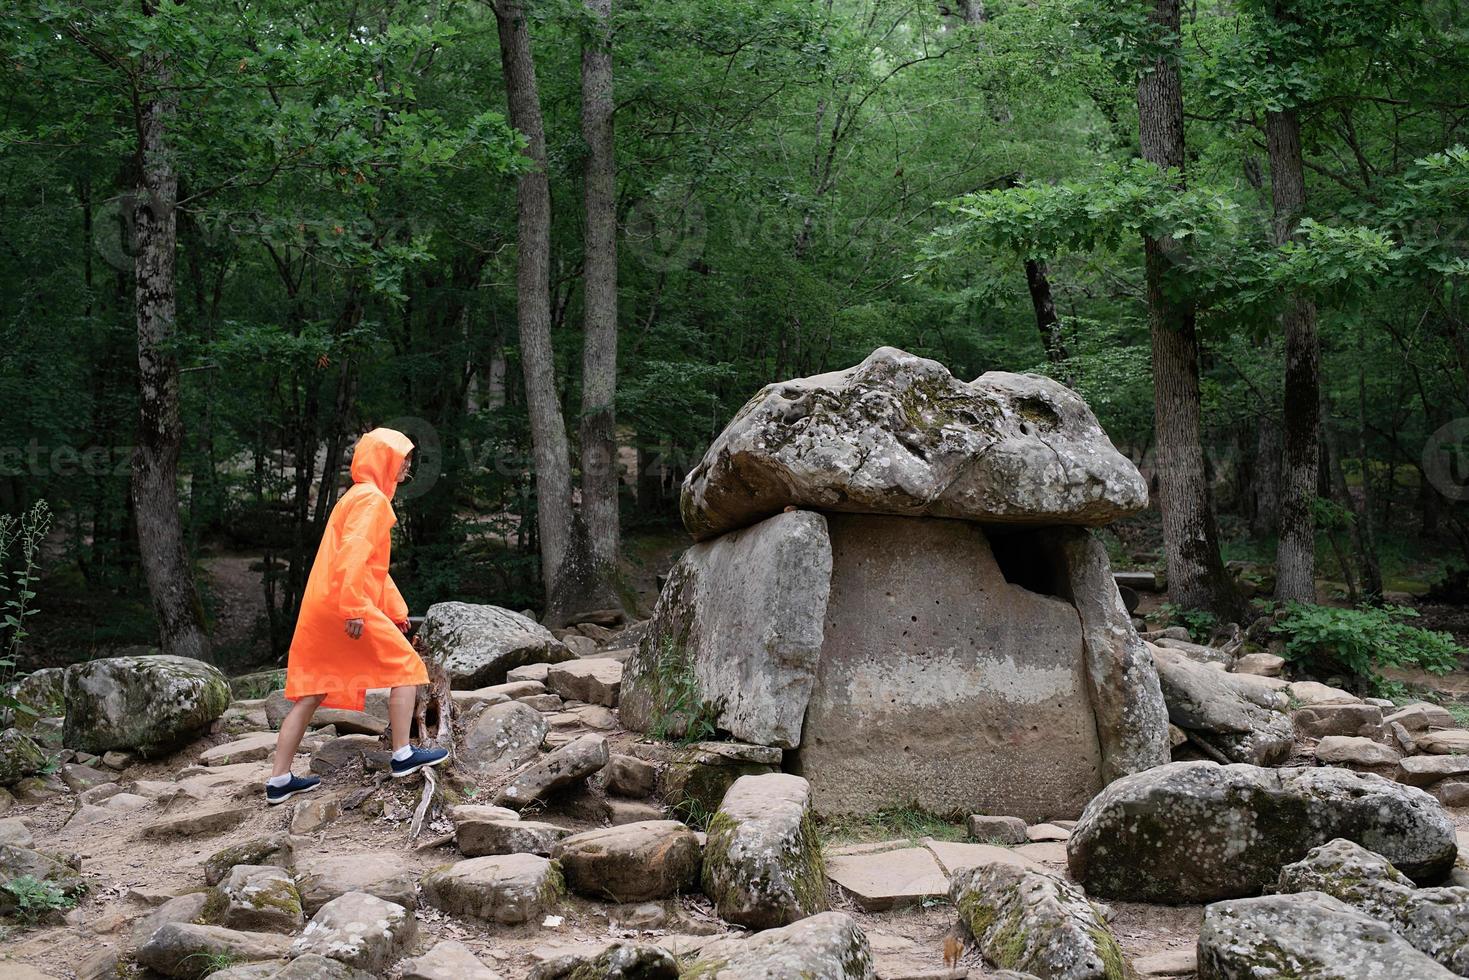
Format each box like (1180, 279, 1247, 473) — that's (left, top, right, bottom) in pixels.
(181, 951, 239, 975)
(820, 805, 966, 846)
(1158, 602, 1217, 643)
(670, 795, 715, 831)
(1272, 602, 1464, 694)
(649, 638, 719, 744)
(0, 501, 51, 721)
(3, 874, 76, 923)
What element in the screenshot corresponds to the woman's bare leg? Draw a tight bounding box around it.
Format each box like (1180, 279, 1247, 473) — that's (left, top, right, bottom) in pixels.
(271, 694, 326, 778)
(389, 685, 417, 752)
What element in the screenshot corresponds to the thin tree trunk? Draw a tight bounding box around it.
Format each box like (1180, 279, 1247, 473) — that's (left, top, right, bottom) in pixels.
(1354, 320, 1383, 599)
(579, 0, 622, 583)
(1136, 0, 1240, 621)
(1023, 258, 1069, 368)
(131, 24, 210, 662)
(493, 0, 608, 624)
(1267, 101, 1321, 603)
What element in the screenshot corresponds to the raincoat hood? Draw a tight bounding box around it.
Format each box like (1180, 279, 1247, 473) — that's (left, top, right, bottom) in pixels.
(349, 427, 414, 499)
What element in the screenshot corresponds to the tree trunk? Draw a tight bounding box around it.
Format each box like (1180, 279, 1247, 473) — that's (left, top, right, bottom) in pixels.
(1023, 258, 1069, 368)
(579, 0, 622, 585)
(1267, 102, 1321, 604)
(1250, 416, 1281, 538)
(131, 29, 210, 662)
(493, 0, 612, 625)
(1136, 0, 1240, 621)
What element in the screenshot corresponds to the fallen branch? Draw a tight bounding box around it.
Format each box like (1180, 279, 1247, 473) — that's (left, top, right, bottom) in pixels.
(409, 766, 437, 840)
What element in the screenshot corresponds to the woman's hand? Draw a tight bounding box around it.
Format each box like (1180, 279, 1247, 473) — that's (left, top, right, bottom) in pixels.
(345, 618, 364, 639)
(395, 619, 411, 636)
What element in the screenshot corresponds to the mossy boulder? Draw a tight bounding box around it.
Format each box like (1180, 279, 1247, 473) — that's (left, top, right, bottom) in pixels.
(1276, 838, 1469, 974)
(950, 862, 1129, 980)
(1067, 762, 1458, 903)
(418, 601, 573, 689)
(419, 853, 562, 925)
(528, 942, 678, 980)
(290, 891, 417, 973)
(0, 728, 47, 786)
(1197, 892, 1455, 979)
(552, 820, 701, 902)
(204, 833, 298, 886)
(62, 655, 230, 757)
(702, 772, 826, 929)
(217, 864, 303, 933)
(0, 668, 65, 730)
(681, 911, 875, 979)
(680, 346, 1147, 541)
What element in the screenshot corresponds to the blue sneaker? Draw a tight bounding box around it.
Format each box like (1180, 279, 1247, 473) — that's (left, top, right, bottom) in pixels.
(390, 745, 449, 778)
(265, 774, 320, 805)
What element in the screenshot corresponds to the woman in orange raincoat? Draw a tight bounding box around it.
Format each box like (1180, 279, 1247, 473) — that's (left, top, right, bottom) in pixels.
(266, 427, 446, 803)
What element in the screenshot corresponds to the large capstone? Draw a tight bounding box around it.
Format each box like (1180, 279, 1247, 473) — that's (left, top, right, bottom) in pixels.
(620, 510, 831, 748)
(1067, 762, 1458, 903)
(418, 602, 573, 689)
(62, 656, 230, 757)
(1197, 891, 1456, 980)
(680, 346, 1146, 540)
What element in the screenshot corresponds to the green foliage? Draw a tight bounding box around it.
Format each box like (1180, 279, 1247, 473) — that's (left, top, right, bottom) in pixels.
(2, 874, 77, 923)
(1158, 603, 1219, 643)
(0, 501, 50, 712)
(820, 806, 966, 847)
(1272, 602, 1464, 692)
(648, 638, 718, 745)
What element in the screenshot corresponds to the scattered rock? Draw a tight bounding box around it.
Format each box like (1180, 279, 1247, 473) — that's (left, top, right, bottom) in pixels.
(418, 602, 574, 689)
(142, 804, 250, 839)
(219, 864, 304, 933)
(58, 762, 111, 792)
(204, 833, 297, 886)
(1434, 780, 1469, 807)
(545, 659, 623, 707)
(703, 773, 826, 928)
(450, 803, 521, 824)
(653, 740, 780, 816)
(457, 818, 570, 857)
(496, 733, 608, 809)
(0, 728, 47, 785)
(1132, 949, 1195, 978)
(1384, 703, 1456, 732)
(460, 702, 549, 775)
(291, 796, 341, 835)
(0, 668, 65, 729)
(950, 862, 1128, 980)
(135, 922, 293, 979)
(967, 815, 1029, 845)
(680, 910, 876, 979)
(606, 799, 666, 825)
(102, 750, 134, 770)
(1152, 636, 1233, 666)
(1067, 761, 1458, 902)
(507, 663, 553, 684)
(553, 820, 701, 902)
(1313, 735, 1400, 772)
(309, 734, 391, 775)
(210, 954, 375, 979)
(1232, 653, 1284, 677)
(602, 754, 656, 798)
(295, 851, 417, 915)
(263, 691, 385, 735)
(419, 854, 562, 924)
(1151, 648, 1293, 765)
(1196, 891, 1455, 979)
(1286, 681, 1361, 706)
(1418, 729, 1469, 755)
(0, 844, 85, 915)
(529, 943, 677, 980)
(1276, 838, 1469, 974)
(131, 892, 211, 947)
(621, 510, 831, 749)
(399, 939, 504, 980)
(291, 891, 416, 973)
(199, 732, 279, 767)
(62, 655, 230, 757)
(0, 817, 32, 847)
(1291, 703, 1383, 739)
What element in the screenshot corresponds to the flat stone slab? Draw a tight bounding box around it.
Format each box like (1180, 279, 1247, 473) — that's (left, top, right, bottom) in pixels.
(198, 732, 279, 767)
(824, 845, 950, 911)
(921, 839, 1041, 876)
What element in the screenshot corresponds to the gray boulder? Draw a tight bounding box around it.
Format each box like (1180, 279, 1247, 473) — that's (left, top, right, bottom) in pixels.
(0, 668, 64, 730)
(528, 943, 676, 980)
(457, 818, 569, 857)
(621, 510, 831, 749)
(295, 851, 417, 915)
(950, 862, 1128, 980)
(290, 891, 416, 973)
(1067, 762, 1458, 903)
(553, 820, 702, 902)
(1197, 891, 1455, 979)
(0, 728, 47, 786)
(417, 602, 573, 689)
(0, 843, 85, 916)
(62, 655, 230, 757)
(399, 940, 505, 980)
(460, 701, 548, 775)
(545, 658, 622, 707)
(1276, 838, 1469, 974)
(1151, 648, 1294, 766)
(703, 773, 826, 929)
(218, 864, 304, 933)
(204, 833, 298, 886)
(495, 733, 608, 809)
(419, 853, 561, 925)
(136, 922, 293, 978)
(680, 346, 1147, 540)
(680, 911, 876, 979)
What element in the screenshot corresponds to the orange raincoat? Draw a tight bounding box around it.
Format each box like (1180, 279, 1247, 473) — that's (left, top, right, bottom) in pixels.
(284, 427, 428, 710)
